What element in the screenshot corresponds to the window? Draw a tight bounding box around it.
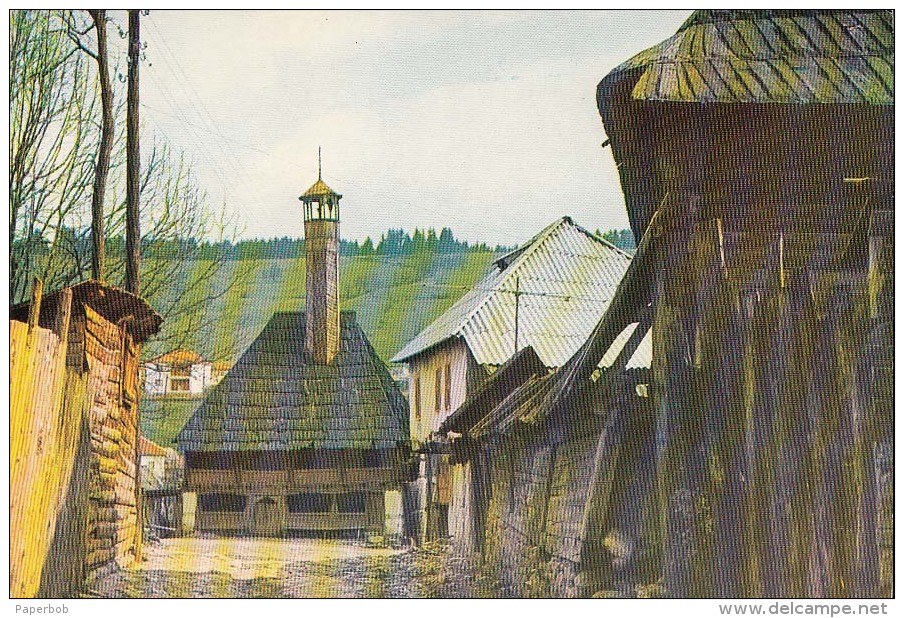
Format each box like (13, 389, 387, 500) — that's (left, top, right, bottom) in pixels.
(169, 365, 190, 392)
(444, 363, 452, 410)
(413, 375, 421, 420)
(336, 492, 366, 513)
(362, 450, 382, 468)
(435, 367, 443, 412)
(245, 451, 285, 471)
(188, 452, 233, 469)
(199, 493, 246, 513)
(292, 449, 338, 469)
(287, 492, 331, 513)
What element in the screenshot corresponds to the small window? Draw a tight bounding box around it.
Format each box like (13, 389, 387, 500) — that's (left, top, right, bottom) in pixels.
(171, 365, 191, 378)
(287, 492, 332, 513)
(362, 450, 382, 468)
(444, 363, 452, 410)
(291, 450, 345, 469)
(336, 492, 366, 513)
(413, 375, 421, 420)
(435, 367, 443, 411)
(246, 451, 285, 471)
(199, 493, 246, 513)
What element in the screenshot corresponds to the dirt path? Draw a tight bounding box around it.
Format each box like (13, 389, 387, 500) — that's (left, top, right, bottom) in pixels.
(89, 537, 485, 598)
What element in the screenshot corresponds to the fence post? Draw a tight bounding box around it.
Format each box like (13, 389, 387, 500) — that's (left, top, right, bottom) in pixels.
(52, 288, 72, 348)
(27, 278, 44, 336)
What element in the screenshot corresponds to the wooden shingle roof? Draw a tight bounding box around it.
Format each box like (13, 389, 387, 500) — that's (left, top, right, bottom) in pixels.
(600, 10, 894, 106)
(175, 311, 409, 452)
(300, 178, 341, 199)
(440, 345, 547, 434)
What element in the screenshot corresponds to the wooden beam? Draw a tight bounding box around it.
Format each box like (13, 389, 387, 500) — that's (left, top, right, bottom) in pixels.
(538, 192, 691, 418)
(52, 288, 72, 351)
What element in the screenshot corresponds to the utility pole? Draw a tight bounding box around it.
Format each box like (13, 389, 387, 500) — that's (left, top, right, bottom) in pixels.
(125, 9, 141, 294)
(420, 280, 587, 359)
(126, 8, 142, 564)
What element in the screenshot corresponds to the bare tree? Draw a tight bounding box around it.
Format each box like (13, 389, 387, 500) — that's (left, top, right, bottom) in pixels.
(10, 10, 247, 359)
(9, 10, 98, 301)
(85, 9, 114, 282)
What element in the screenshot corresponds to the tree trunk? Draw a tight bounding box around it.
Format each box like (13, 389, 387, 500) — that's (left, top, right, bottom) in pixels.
(88, 10, 113, 283)
(125, 10, 141, 295)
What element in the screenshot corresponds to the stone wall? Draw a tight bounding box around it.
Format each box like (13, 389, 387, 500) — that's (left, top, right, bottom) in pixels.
(80, 304, 142, 577)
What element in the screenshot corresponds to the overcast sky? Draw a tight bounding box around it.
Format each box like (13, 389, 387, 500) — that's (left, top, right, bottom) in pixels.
(141, 10, 690, 245)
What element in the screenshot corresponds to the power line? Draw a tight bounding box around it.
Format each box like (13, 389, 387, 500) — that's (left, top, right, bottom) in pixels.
(139, 98, 498, 235)
(143, 21, 258, 194)
(418, 281, 611, 304)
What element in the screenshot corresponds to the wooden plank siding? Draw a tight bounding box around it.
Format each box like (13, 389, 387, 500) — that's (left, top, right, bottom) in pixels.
(466, 387, 654, 598)
(186, 466, 395, 492)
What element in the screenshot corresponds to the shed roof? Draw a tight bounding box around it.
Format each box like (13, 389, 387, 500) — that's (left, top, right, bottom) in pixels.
(440, 345, 547, 434)
(599, 10, 894, 107)
(9, 279, 162, 342)
(469, 372, 556, 440)
(140, 434, 169, 457)
(175, 311, 408, 453)
(391, 216, 645, 368)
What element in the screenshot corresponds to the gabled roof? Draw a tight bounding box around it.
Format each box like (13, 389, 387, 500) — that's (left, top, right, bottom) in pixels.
(148, 349, 206, 367)
(391, 216, 637, 368)
(175, 311, 408, 452)
(599, 10, 894, 107)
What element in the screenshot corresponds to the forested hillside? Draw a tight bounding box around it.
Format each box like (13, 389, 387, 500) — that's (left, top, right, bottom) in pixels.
(139, 249, 500, 445)
(141, 249, 501, 365)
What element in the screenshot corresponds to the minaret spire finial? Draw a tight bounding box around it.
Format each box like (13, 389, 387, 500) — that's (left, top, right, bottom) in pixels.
(318, 146, 322, 180)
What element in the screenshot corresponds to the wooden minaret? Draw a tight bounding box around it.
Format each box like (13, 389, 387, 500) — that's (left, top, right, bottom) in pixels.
(299, 149, 342, 364)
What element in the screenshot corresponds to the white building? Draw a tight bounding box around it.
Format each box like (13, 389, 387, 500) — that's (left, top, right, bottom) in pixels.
(142, 349, 214, 396)
(391, 216, 651, 542)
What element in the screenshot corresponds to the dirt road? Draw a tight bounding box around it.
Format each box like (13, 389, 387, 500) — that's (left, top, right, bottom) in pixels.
(89, 536, 486, 598)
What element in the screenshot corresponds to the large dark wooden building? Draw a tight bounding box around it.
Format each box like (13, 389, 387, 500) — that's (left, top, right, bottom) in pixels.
(544, 9, 892, 597)
(431, 9, 893, 598)
(176, 169, 409, 538)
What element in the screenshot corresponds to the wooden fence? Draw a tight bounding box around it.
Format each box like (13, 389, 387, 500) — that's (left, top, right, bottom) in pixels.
(10, 280, 149, 598)
(10, 286, 93, 597)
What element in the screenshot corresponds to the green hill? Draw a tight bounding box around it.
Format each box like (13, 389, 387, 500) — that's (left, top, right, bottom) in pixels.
(139, 250, 500, 447)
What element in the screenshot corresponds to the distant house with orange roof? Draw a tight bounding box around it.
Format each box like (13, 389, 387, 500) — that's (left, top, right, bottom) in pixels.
(139, 434, 170, 491)
(142, 348, 215, 396)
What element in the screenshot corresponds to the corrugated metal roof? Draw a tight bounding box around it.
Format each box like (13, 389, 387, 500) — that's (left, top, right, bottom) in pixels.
(391, 217, 636, 368)
(602, 10, 893, 106)
(598, 322, 652, 371)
